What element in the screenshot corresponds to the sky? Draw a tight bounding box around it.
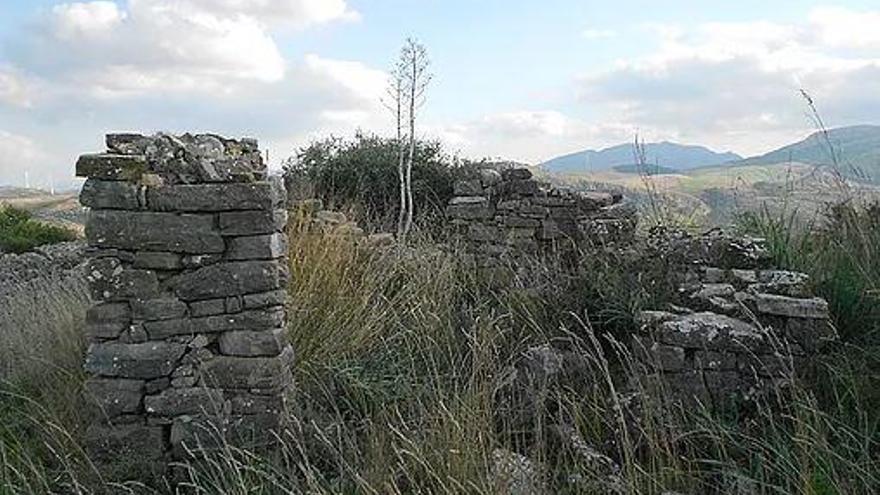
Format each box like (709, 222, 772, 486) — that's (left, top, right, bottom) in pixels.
(1, 0, 879, 189)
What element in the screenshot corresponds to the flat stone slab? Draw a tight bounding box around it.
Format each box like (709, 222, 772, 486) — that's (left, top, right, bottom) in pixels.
(218, 328, 286, 357)
(86, 210, 224, 254)
(171, 261, 284, 301)
(147, 183, 280, 212)
(643, 312, 767, 351)
(85, 342, 186, 379)
(219, 209, 288, 236)
(80, 179, 140, 210)
(226, 233, 287, 260)
(84, 424, 166, 481)
(756, 294, 829, 319)
(143, 308, 285, 339)
(76, 153, 147, 180)
(144, 387, 224, 416)
(83, 378, 144, 418)
(201, 346, 293, 390)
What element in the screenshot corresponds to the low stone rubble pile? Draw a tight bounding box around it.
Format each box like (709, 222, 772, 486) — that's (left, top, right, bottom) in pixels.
(635, 229, 837, 407)
(76, 133, 294, 482)
(446, 167, 635, 262)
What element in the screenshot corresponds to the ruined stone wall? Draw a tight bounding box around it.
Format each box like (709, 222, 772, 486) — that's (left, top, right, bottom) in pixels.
(634, 230, 837, 408)
(76, 133, 292, 481)
(445, 168, 635, 262)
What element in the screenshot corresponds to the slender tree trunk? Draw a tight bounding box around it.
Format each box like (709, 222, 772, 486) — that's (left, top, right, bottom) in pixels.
(395, 80, 406, 237)
(403, 57, 417, 236)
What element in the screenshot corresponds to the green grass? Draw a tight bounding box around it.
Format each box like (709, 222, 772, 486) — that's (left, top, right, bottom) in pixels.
(0, 205, 77, 254)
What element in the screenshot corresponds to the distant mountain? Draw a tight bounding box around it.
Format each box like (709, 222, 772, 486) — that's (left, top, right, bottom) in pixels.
(541, 141, 742, 174)
(735, 125, 880, 183)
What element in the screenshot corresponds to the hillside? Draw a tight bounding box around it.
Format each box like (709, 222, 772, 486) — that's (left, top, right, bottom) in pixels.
(541, 141, 741, 173)
(736, 125, 880, 183)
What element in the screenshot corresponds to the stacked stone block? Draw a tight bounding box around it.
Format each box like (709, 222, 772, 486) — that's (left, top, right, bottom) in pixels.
(634, 230, 836, 408)
(446, 168, 635, 261)
(77, 133, 292, 481)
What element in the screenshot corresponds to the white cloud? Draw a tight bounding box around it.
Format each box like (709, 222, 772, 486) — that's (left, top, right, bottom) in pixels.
(809, 6, 880, 49)
(582, 28, 616, 40)
(0, 67, 34, 108)
(577, 7, 880, 155)
(0, 131, 54, 186)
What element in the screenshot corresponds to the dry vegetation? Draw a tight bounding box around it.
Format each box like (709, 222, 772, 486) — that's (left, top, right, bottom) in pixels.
(0, 199, 878, 493)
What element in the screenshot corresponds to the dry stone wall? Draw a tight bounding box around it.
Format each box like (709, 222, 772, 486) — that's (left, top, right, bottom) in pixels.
(634, 229, 837, 408)
(446, 168, 635, 262)
(76, 133, 293, 482)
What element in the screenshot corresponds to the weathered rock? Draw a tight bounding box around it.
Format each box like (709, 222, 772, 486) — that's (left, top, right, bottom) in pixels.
(84, 424, 166, 481)
(85, 302, 131, 340)
(227, 392, 283, 415)
(242, 290, 286, 310)
(200, 346, 293, 390)
(144, 387, 225, 416)
(171, 261, 283, 301)
(147, 183, 280, 212)
(647, 312, 766, 351)
(189, 298, 227, 317)
(218, 328, 286, 357)
(315, 210, 346, 224)
(83, 378, 144, 418)
(480, 168, 502, 187)
(501, 168, 533, 181)
(85, 342, 186, 379)
(86, 258, 159, 301)
(133, 251, 183, 270)
(226, 233, 287, 260)
(219, 209, 288, 236)
(131, 298, 187, 321)
(80, 178, 140, 210)
(76, 153, 147, 180)
(755, 294, 829, 319)
(492, 448, 544, 495)
(87, 210, 224, 253)
(453, 180, 483, 196)
(143, 308, 285, 339)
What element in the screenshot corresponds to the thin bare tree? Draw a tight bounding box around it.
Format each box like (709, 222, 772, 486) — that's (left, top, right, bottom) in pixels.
(383, 63, 407, 235)
(400, 38, 432, 237)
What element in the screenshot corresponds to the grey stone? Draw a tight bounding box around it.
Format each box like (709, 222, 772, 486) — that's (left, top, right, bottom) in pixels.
(86, 210, 224, 254)
(538, 219, 563, 240)
(446, 202, 493, 220)
(480, 168, 502, 187)
(144, 387, 225, 416)
(693, 350, 737, 370)
(86, 258, 159, 301)
(85, 342, 186, 379)
(219, 209, 288, 236)
(315, 210, 347, 224)
(75, 153, 147, 180)
(201, 346, 293, 390)
(507, 179, 540, 196)
(84, 424, 166, 481)
(228, 393, 283, 414)
(226, 233, 287, 260)
(492, 448, 543, 495)
(147, 182, 280, 212)
(181, 253, 224, 268)
(144, 308, 285, 339)
(453, 180, 483, 196)
(467, 224, 500, 243)
(504, 216, 540, 228)
(133, 251, 183, 270)
(171, 261, 283, 301)
(755, 294, 829, 319)
(144, 377, 170, 394)
(730, 269, 758, 284)
(647, 342, 687, 371)
(85, 302, 131, 340)
(80, 179, 140, 210)
(190, 298, 226, 317)
(131, 298, 187, 321)
(119, 324, 149, 343)
(650, 312, 766, 351)
(83, 378, 144, 418)
(106, 133, 152, 154)
(218, 328, 286, 357)
(449, 196, 487, 205)
(501, 168, 533, 180)
(242, 290, 286, 310)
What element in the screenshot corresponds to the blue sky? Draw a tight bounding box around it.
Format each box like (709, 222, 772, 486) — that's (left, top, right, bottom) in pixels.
(1, 0, 880, 188)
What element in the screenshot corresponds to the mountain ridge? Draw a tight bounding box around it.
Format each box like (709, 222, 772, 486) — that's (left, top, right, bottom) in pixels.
(541, 141, 742, 174)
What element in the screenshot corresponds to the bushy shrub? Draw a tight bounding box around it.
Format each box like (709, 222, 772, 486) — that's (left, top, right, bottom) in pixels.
(284, 132, 479, 229)
(0, 205, 77, 253)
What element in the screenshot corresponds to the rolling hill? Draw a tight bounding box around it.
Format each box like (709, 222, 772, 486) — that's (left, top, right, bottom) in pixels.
(541, 141, 741, 174)
(735, 125, 880, 183)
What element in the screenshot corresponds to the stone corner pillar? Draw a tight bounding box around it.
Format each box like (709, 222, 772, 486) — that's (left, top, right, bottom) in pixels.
(77, 133, 292, 482)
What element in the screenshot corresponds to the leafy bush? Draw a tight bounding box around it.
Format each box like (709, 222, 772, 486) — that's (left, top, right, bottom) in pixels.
(0, 205, 76, 253)
(284, 132, 479, 229)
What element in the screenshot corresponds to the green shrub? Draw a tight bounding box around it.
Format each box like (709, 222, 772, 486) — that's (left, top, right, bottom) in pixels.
(0, 205, 77, 253)
(284, 132, 479, 229)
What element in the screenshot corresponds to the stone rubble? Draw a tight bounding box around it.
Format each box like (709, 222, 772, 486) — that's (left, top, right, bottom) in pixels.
(77, 133, 293, 482)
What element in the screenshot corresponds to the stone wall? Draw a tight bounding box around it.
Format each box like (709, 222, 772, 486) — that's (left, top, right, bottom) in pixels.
(633, 229, 837, 408)
(445, 168, 635, 261)
(76, 133, 293, 482)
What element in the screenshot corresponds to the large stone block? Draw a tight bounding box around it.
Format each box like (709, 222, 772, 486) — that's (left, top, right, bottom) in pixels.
(133, 251, 183, 270)
(171, 261, 284, 301)
(219, 209, 288, 236)
(144, 308, 285, 339)
(446, 202, 493, 220)
(80, 178, 140, 210)
(146, 183, 281, 212)
(647, 312, 767, 351)
(218, 328, 286, 357)
(86, 210, 224, 254)
(226, 233, 287, 260)
(755, 294, 829, 319)
(83, 378, 144, 418)
(86, 302, 131, 340)
(144, 387, 225, 416)
(242, 290, 286, 310)
(132, 298, 187, 321)
(76, 153, 147, 180)
(86, 258, 159, 301)
(453, 180, 484, 196)
(200, 346, 293, 390)
(85, 342, 186, 379)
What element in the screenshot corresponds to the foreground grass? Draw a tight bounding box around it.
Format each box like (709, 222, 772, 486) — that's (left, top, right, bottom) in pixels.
(1, 206, 878, 493)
